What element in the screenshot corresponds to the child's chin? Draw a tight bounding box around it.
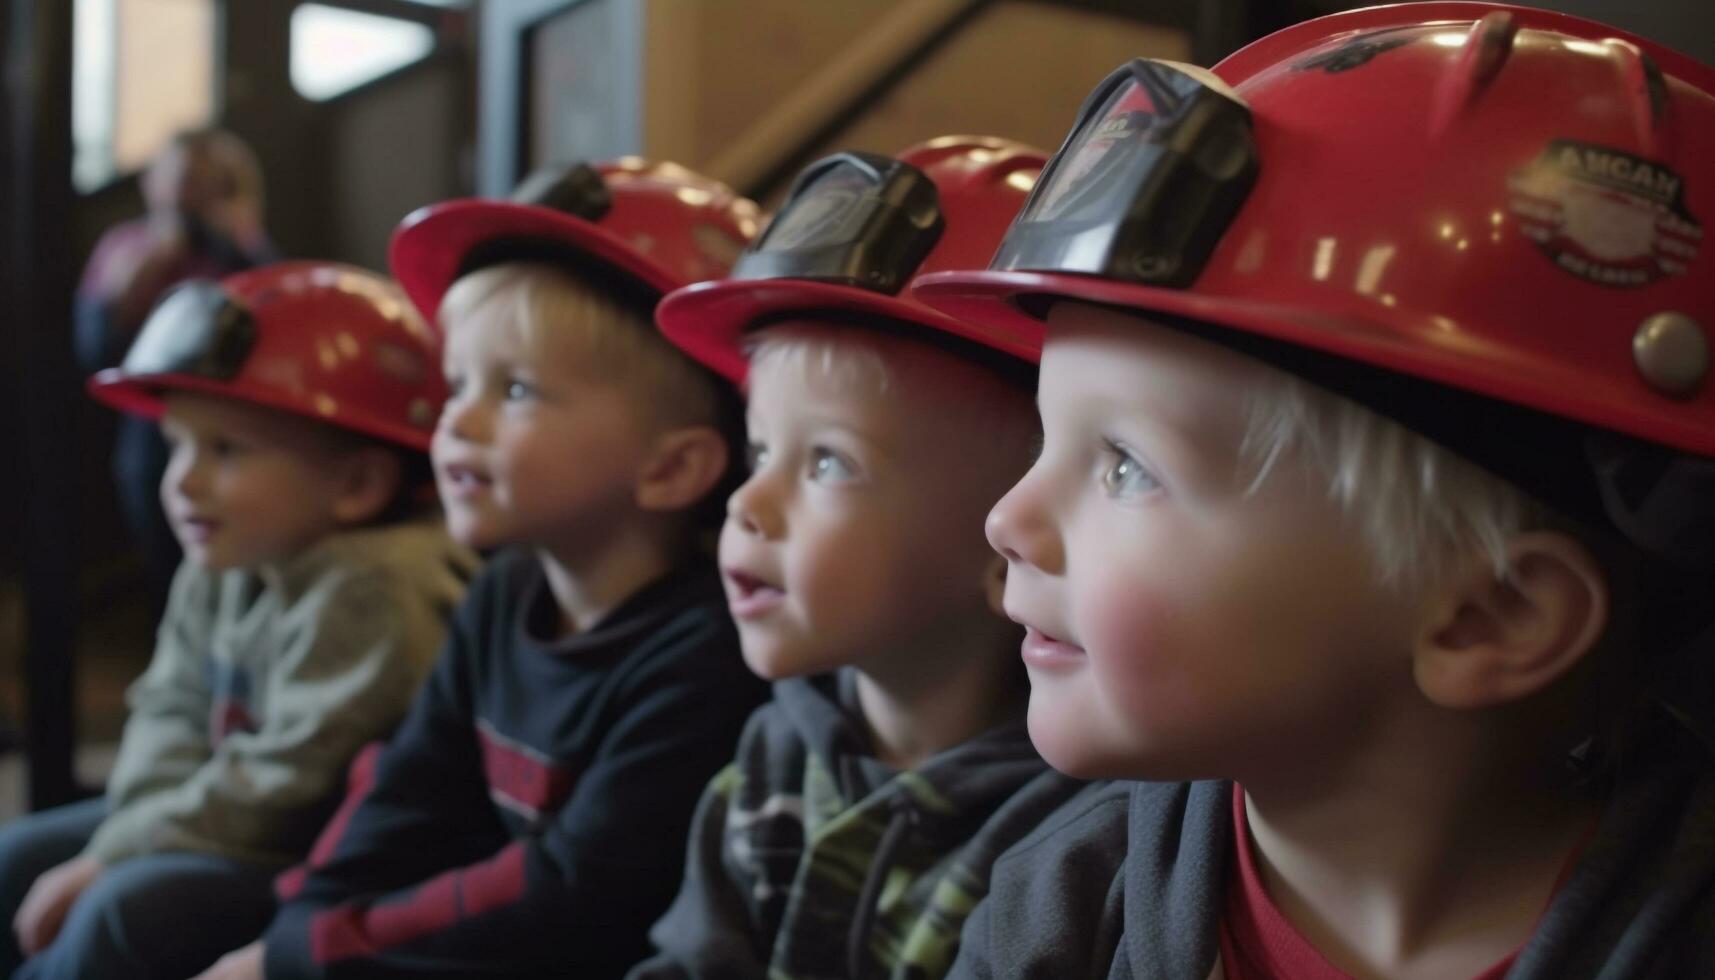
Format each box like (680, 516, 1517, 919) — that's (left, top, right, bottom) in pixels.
(1026, 708, 1124, 779)
(179, 544, 227, 572)
(738, 642, 812, 682)
(445, 518, 502, 552)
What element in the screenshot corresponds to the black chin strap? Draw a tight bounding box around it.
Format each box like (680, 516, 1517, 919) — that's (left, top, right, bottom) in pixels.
(1589, 436, 1715, 577)
(1587, 437, 1715, 757)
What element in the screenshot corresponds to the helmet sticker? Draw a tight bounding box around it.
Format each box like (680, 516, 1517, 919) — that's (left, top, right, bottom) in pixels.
(1509, 139, 1702, 287)
(1293, 29, 1416, 74)
(252, 356, 306, 396)
(372, 341, 428, 386)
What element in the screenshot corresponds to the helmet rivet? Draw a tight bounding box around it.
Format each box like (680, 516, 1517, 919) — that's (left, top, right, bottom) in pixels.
(1632, 312, 1708, 399)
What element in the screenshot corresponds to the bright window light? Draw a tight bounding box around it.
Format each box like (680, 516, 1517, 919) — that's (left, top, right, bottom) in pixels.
(291, 4, 436, 102)
(74, 0, 216, 191)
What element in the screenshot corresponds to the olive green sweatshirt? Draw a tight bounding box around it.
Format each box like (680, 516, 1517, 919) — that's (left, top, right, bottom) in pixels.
(84, 517, 477, 867)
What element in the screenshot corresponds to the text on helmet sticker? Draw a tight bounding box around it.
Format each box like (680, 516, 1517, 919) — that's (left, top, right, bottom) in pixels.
(1508, 139, 1702, 288)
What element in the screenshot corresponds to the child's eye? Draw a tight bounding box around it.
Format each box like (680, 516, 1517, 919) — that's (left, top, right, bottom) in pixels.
(745, 442, 770, 472)
(809, 447, 856, 484)
(210, 437, 246, 459)
(1099, 440, 1159, 498)
(505, 379, 536, 401)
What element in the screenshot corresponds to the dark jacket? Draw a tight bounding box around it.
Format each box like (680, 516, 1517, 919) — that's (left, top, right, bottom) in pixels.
(263, 549, 770, 980)
(631, 671, 1085, 980)
(949, 724, 1715, 979)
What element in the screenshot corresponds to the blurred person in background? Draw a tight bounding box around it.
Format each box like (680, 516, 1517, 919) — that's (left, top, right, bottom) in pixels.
(75, 128, 278, 614)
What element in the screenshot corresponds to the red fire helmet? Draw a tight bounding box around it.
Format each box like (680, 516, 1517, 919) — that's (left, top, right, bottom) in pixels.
(914, 3, 1715, 460)
(656, 136, 1048, 383)
(389, 158, 763, 329)
(89, 261, 446, 450)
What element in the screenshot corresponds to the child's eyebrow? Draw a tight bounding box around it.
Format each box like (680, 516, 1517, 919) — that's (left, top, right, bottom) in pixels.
(808, 414, 885, 442)
(1062, 365, 1225, 442)
(1056, 383, 1228, 469)
(785, 411, 902, 464)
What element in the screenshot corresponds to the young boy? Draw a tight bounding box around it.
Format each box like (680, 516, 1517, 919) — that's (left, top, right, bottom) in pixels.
(913, 6, 1715, 978)
(0, 261, 475, 980)
(628, 137, 1086, 980)
(198, 160, 773, 980)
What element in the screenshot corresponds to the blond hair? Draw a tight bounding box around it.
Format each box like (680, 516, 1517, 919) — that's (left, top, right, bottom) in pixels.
(1241, 372, 1546, 590)
(439, 261, 725, 432)
(745, 320, 1039, 494)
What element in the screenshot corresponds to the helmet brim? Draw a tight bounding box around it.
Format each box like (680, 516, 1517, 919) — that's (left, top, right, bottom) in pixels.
(389, 199, 680, 329)
(913, 269, 1715, 458)
(657, 277, 1042, 384)
(87, 369, 436, 451)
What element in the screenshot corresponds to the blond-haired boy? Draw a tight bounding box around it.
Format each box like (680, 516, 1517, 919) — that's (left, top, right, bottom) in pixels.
(918, 11, 1715, 978)
(630, 138, 1085, 980)
(201, 162, 772, 980)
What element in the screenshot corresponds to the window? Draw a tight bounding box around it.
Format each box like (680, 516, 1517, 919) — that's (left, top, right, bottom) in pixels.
(290, 4, 437, 102)
(73, 0, 218, 192)
(528, 0, 641, 173)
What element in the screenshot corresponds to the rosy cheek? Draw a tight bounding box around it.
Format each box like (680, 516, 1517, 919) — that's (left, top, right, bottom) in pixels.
(1077, 565, 1188, 721)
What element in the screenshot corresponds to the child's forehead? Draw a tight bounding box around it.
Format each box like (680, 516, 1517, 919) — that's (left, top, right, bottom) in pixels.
(748, 318, 1018, 397)
(1037, 302, 1266, 450)
(444, 302, 591, 365)
(746, 353, 893, 426)
(1043, 302, 1268, 395)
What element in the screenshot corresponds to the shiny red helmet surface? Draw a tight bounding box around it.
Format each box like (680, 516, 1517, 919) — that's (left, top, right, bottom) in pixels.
(90, 261, 445, 450)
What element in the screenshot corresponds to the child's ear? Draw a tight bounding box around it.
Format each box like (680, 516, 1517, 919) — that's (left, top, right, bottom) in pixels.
(1414, 531, 1609, 709)
(330, 448, 405, 525)
(983, 554, 1007, 617)
(636, 425, 729, 513)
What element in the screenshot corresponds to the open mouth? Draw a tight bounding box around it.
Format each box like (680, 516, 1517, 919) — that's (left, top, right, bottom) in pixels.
(724, 568, 786, 619)
(439, 463, 492, 497)
(177, 516, 220, 544)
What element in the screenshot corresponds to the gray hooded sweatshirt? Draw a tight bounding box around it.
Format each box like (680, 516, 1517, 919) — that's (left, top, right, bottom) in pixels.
(948, 723, 1715, 979)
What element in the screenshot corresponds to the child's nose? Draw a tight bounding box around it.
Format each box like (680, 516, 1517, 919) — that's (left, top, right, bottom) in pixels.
(438, 394, 488, 443)
(986, 477, 1063, 575)
(726, 473, 784, 540)
(163, 450, 205, 499)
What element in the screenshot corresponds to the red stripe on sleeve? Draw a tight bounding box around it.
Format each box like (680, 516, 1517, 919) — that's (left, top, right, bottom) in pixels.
(275, 741, 386, 901)
(459, 842, 529, 918)
(310, 870, 459, 964)
(305, 839, 529, 965)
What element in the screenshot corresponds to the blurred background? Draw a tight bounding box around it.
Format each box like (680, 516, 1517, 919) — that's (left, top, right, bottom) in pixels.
(2, 0, 1711, 817)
